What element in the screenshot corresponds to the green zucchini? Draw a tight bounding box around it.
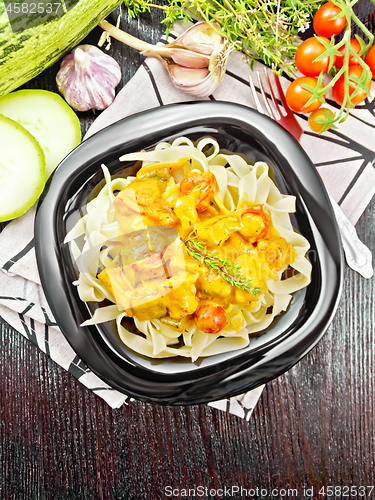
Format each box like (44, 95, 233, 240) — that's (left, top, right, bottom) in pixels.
(0, 89, 82, 177)
(0, 0, 122, 97)
(0, 115, 46, 222)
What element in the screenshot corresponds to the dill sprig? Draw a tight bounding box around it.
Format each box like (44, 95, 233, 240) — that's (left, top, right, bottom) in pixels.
(181, 232, 261, 296)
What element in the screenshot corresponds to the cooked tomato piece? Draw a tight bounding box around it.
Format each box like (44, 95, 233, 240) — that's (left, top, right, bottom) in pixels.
(194, 304, 227, 334)
(237, 204, 271, 241)
(143, 200, 179, 226)
(180, 172, 219, 212)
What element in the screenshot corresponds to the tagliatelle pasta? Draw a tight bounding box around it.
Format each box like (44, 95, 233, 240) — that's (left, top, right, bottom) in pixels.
(65, 137, 311, 361)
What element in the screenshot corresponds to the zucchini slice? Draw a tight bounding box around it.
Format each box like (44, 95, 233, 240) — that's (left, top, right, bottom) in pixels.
(0, 90, 81, 177)
(0, 115, 46, 222)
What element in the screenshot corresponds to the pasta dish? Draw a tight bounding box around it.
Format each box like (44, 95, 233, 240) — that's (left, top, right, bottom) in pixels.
(65, 136, 311, 361)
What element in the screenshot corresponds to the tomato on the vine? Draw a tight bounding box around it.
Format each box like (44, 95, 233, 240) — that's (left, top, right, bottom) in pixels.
(334, 38, 363, 69)
(295, 36, 333, 76)
(285, 77, 325, 113)
(308, 108, 334, 133)
(313, 2, 347, 38)
(365, 44, 375, 79)
(332, 66, 371, 106)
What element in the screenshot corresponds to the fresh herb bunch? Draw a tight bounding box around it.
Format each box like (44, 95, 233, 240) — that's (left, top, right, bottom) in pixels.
(123, 0, 324, 75)
(181, 232, 261, 296)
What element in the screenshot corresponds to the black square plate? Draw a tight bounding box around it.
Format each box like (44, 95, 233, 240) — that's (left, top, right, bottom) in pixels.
(35, 101, 343, 405)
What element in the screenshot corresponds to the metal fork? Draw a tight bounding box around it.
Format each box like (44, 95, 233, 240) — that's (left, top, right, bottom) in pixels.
(249, 68, 373, 279)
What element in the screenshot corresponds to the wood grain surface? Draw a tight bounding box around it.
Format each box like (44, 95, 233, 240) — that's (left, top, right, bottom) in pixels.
(1, 3, 374, 499)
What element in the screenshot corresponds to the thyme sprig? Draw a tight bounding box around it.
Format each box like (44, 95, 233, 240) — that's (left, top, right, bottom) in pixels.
(181, 232, 261, 296)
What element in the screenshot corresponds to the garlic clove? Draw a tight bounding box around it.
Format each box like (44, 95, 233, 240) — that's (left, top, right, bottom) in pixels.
(168, 65, 221, 97)
(56, 44, 121, 112)
(168, 21, 224, 55)
(170, 48, 210, 68)
(168, 65, 210, 85)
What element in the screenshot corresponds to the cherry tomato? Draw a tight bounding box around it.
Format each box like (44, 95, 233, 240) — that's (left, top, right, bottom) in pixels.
(295, 37, 333, 76)
(332, 65, 371, 106)
(285, 76, 325, 113)
(313, 2, 347, 38)
(308, 108, 334, 133)
(237, 204, 271, 241)
(194, 304, 227, 334)
(180, 172, 219, 212)
(365, 44, 375, 79)
(334, 38, 363, 69)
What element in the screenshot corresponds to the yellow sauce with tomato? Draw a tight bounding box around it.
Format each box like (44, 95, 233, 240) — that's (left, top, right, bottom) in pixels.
(97, 160, 297, 334)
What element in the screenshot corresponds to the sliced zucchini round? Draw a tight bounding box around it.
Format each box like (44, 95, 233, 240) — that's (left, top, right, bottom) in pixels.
(0, 90, 81, 178)
(0, 115, 46, 222)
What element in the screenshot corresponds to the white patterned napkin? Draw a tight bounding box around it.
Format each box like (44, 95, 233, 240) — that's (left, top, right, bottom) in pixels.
(0, 22, 374, 415)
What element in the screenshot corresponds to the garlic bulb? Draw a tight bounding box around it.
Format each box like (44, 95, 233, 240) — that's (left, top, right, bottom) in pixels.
(98, 21, 232, 98)
(166, 40, 232, 98)
(56, 44, 121, 112)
